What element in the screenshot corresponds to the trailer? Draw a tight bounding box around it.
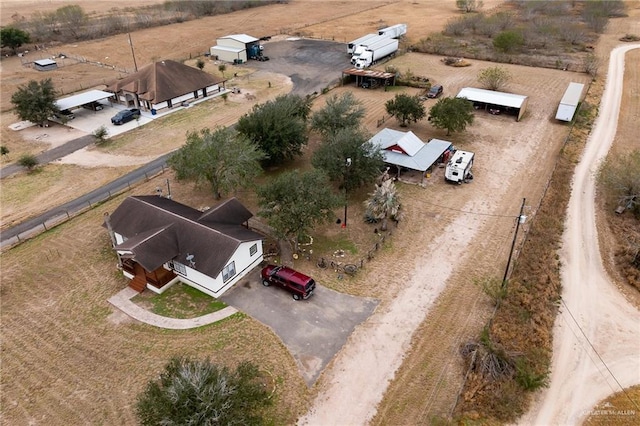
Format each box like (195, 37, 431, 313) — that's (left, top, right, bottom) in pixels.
(350, 34, 391, 64)
(353, 38, 398, 69)
(444, 150, 474, 184)
(378, 23, 407, 39)
(347, 33, 379, 55)
(555, 82, 585, 122)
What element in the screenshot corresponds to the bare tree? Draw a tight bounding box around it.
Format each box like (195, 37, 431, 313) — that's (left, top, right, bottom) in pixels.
(583, 53, 600, 77)
(477, 66, 512, 91)
(456, 0, 484, 13)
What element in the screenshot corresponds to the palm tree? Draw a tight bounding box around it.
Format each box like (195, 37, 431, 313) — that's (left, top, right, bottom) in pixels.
(364, 178, 402, 231)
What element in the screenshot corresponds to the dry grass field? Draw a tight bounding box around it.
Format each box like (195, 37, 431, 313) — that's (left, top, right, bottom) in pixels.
(1, 1, 639, 424)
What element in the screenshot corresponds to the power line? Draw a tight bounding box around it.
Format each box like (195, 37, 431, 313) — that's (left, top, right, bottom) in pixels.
(560, 298, 640, 411)
(411, 198, 521, 218)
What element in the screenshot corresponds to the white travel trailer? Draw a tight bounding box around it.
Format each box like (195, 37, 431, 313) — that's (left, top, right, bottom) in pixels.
(445, 150, 474, 184)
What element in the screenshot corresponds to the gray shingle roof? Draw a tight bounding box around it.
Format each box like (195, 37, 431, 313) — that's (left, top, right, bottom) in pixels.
(107, 196, 263, 277)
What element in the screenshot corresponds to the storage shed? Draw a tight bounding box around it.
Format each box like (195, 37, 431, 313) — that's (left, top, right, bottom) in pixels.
(34, 59, 58, 71)
(210, 34, 259, 63)
(555, 82, 585, 121)
(456, 87, 529, 121)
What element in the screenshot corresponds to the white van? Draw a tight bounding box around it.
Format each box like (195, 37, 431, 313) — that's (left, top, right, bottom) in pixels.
(445, 150, 474, 184)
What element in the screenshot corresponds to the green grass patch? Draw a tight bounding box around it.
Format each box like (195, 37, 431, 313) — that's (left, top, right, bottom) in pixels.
(133, 281, 227, 319)
(311, 233, 358, 255)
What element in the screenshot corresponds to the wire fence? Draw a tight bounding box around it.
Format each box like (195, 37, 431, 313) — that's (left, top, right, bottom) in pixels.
(1, 162, 170, 251)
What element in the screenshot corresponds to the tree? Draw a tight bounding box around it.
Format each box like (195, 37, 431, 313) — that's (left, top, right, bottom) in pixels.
(196, 58, 205, 70)
(0, 27, 30, 54)
(456, 0, 484, 13)
(55, 5, 87, 40)
(363, 178, 402, 231)
(477, 66, 512, 91)
(257, 169, 341, 251)
(598, 149, 640, 217)
(136, 357, 271, 426)
(11, 79, 59, 127)
(218, 64, 226, 77)
(17, 154, 39, 171)
(236, 94, 311, 166)
(93, 125, 109, 144)
(0, 146, 9, 158)
(311, 127, 384, 191)
(310, 92, 365, 137)
(428, 97, 475, 136)
(493, 30, 524, 53)
(168, 126, 265, 199)
(385, 93, 426, 127)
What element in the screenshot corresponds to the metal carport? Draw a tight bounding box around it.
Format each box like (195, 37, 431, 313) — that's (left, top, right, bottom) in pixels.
(341, 68, 396, 89)
(456, 87, 528, 121)
(56, 90, 114, 111)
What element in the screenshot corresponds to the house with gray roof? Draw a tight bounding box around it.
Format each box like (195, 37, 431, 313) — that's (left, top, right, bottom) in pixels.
(368, 128, 453, 183)
(106, 59, 226, 113)
(104, 196, 264, 298)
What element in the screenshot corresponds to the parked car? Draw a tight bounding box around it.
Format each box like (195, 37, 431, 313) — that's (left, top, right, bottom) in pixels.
(427, 84, 444, 98)
(261, 265, 316, 300)
(54, 109, 75, 121)
(111, 108, 141, 125)
(82, 101, 103, 111)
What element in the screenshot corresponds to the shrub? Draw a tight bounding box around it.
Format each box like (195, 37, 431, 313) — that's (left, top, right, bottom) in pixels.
(493, 30, 525, 53)
(18, 154, 39, 171)
(93, 125, 109, 144)
(195, 58, 205, 70)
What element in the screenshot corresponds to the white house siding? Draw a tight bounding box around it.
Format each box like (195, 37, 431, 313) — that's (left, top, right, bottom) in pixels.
(170, 240, 264, 298)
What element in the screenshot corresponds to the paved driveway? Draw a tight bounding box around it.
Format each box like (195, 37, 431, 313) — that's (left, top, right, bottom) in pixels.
(248, 37, 352, 96)
(221, 269, 379, 386)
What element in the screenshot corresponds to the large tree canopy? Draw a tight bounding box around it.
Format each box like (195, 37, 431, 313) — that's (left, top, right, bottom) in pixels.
(136, 357, 271, 426)
(236, 94, 311, 166)
(168, 126, 265, 199)
(257, 169, 340, 250)
(0, 27, 30, 53)
(311, 127, 384, 192)
(11, 79, 59, 126)
(385, 93, 426, 127)
(310, 92, 365, 137)
(428, 96, 475, 136)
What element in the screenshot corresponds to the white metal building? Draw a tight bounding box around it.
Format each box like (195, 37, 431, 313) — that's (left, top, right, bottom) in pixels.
(555, 82, 585, 121)
(210, 34, 259, 63)
(34, 59, 58, 71)
(456, 87, 529, 121)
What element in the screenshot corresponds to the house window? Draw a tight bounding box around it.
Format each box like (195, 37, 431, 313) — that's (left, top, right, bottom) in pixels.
(250, 243, 258, 256)
(222, 261, 236, 282)
(170, 261, 187, 276)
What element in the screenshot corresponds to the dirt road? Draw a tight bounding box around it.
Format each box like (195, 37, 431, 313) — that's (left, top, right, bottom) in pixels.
(519, 44, 640, 425)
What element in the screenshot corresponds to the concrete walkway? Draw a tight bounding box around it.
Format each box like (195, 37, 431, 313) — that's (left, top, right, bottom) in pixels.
(107, 287, 238, 330)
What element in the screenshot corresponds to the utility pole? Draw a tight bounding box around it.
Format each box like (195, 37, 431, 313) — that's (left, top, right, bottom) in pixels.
(502, 198, 527, 287)
(128, 33, 138, 72)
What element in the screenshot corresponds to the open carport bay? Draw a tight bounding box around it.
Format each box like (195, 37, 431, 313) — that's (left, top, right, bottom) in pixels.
(220, 270, 379, 386)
